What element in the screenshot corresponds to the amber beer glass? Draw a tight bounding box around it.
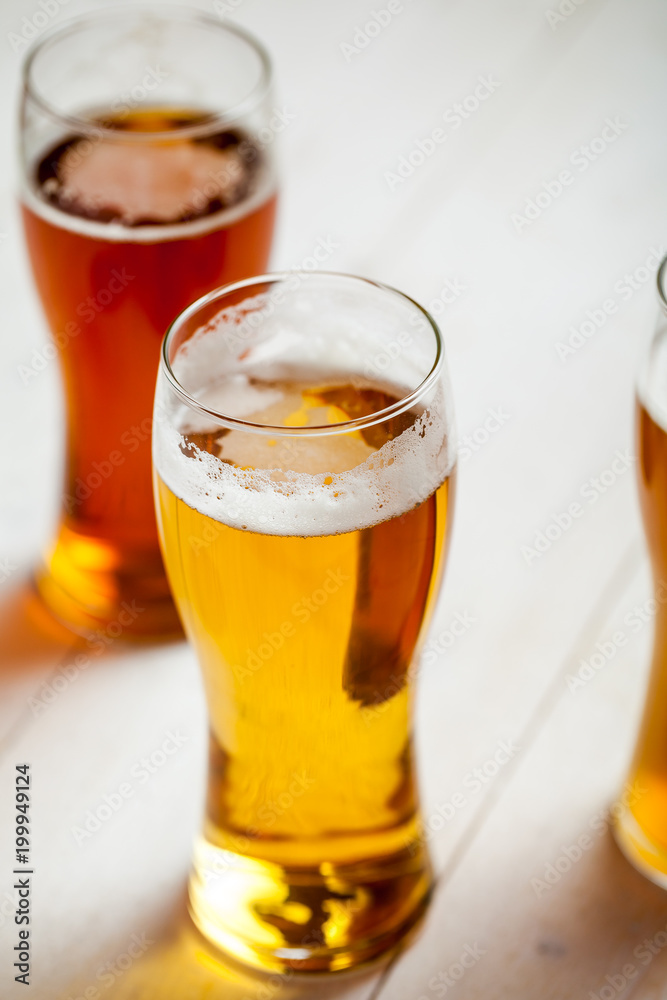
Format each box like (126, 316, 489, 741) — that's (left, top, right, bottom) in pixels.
(615, 255, 667, 884)
(20, 8, 277, 638)
(153, 273, 456, 972)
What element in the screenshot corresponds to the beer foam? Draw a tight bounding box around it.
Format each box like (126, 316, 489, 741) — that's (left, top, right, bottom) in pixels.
(154, 297, 454, 537)
(23, 155, 275, 244)
(172, 288, 433, 395)
(53, 139, 250, 226)
(156, 400, 451, 537)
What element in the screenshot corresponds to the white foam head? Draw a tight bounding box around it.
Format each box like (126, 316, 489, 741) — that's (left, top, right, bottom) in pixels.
(22, 157, 275, 244)
(154, 277, 455, 536)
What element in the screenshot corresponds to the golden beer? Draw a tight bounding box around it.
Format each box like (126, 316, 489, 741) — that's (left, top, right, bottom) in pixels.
(615, 257, 667, 885)
(615, 399, 667, 879)
(153, 275, 456, 971)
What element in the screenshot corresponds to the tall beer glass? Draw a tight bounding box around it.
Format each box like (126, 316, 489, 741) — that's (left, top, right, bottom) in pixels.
(20, 7, 277, 638)
(615, 255, 667, 884)
(153, 273, 456, 972)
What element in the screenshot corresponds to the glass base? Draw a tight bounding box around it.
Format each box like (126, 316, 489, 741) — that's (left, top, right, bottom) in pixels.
(188, 836, 433, 974)
(35, 526, 182, 642)
(613, 803, 667, 889)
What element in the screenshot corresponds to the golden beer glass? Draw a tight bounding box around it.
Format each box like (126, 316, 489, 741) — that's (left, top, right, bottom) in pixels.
(615, 255, 667, 884)
(152, 273, 456, 972)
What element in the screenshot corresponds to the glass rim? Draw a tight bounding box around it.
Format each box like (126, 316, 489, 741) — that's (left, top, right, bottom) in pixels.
(22, 4, 273, 142)
(658, 254, 667, 314)
(160, 271, 445, 438)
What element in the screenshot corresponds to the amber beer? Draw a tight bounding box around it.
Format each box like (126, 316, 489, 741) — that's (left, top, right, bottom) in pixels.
(615, 398, 667, 879)
(20, 11, 277, 637)
(153, 274, 456, 972)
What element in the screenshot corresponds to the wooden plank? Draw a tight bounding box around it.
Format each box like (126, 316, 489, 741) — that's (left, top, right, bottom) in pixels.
(376, 557, 667, 999)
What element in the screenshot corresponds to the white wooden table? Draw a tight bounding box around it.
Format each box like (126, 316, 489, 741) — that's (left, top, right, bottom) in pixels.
(2, 0, 667, 997)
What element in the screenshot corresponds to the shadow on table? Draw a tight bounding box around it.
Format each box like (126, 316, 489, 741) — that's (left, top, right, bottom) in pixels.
(0, 575, 79, 679)
(63, 892, 383, 1000)
(0, 571, 184, 745)
(505, 826, 667, 997)
(0, 569, 185, 681)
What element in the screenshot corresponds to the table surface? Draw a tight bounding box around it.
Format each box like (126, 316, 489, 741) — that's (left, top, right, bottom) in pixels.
(2, 0, 667, 997)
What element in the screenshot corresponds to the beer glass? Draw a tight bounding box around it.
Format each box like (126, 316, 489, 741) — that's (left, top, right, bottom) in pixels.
(615, 255, 667, 885)
(153, 272, 456, 972)
(20, 7, 278, 638)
